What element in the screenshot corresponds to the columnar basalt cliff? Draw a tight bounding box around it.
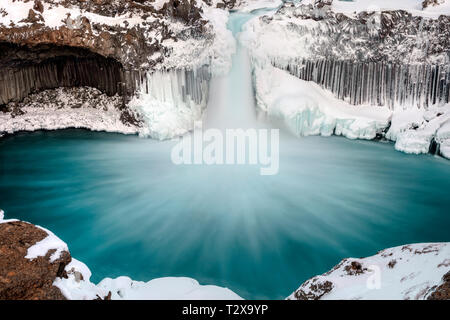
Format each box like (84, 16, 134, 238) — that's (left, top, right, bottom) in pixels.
(248, 1, 450, 109)
(0, 0, 234, 138)
(288, 243, 450, 300)
(0, 210, 242, 300)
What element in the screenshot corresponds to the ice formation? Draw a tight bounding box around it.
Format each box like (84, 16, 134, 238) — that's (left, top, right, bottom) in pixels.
(254, 63, 392, 140)
(129, 67, 211, 140)
(240, 0, 450, 158)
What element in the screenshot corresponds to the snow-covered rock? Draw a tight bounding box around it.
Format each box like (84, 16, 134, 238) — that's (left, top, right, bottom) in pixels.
(0, 87, 140, 136)
(240, 0, 450, 158)
(0, 210, 242, 300)
(387, 103, 450, 156)
(288, 243, 450, 300)
(254, 64, 392, 140)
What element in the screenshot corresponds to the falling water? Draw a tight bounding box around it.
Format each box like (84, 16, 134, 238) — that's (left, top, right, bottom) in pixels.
(0, 7, 449, 300)
(205, 12, 262, 130)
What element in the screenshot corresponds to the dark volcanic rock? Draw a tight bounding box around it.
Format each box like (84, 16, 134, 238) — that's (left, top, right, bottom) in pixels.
(0, 221, 71, 300)
(0, 0, 212, 105)
(291, 279, 333, 300)
(427, 271, 450, 300)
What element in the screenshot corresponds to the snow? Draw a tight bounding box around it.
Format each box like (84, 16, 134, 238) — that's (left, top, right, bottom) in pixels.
(301, 0, 450, 18)
(0, 0, 228, 73)
(56, 272, 242, 300)
(288, 243, 450, 300)
(254, 64, 392, 140)
(0, 209, 18, 224)
(0, 208, 69, 263)
(25, 226, 69, 263)
(53, 258, 110, 300)
(150, 0, 171, 11)
(0, 0, 147, 28)
(240, 8, 317, 66)
(0, 0, 34, 27)
(149, 4, 235, 75)
(232, 0, 283, 12)
(240, 1, 450, 159)
(201, 6, 236, 76)
(437, 120, 450, 158)
(0, 211, 242, 300)
(55, 264, 242, 300)
(387, 103, 450, 157)
(253, 63, 450, 158)
(96, 277, 242, 300)
(130, 69, 209, 140)
(0, 87, 139, 136)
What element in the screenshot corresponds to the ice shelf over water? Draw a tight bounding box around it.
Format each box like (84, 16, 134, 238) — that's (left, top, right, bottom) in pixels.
(239, 1, 450, 158)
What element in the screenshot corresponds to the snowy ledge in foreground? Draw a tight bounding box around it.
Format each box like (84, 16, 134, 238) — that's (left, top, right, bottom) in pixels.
(1, 209, 448, 300)
(0, 210, 242, 300)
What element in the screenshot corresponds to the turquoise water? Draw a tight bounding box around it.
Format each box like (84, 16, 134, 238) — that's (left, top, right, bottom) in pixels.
(0, 6, 450, 300)
(0, 130, 449, 299)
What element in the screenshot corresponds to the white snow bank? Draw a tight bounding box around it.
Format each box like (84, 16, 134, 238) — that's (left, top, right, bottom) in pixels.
(0, 0, 34, 27)
(200, 6, 236, 76)
(0, 87, 139, 136)
(56, 271, 242, 300)
(240, 10, 318, 66)
(0, 209, 18, 224)
(161, 5, 235, 75)
(97, 277, 242, 300)
(387, 103, 450, 157)
(232, 0, 283, 13)
(254, 64, 392, 140)
(0, 0, 148, 28)
(301, 0, 450, 18)
(129, 70, 209, 140)
(129, 93, 203, 140)
(437, 120, 450, 158)
(0, 211, 242, 300)
(288, 243, 450, 300)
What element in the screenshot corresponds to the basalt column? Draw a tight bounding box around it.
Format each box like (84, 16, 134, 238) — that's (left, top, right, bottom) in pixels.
(0, 43, 133, 106)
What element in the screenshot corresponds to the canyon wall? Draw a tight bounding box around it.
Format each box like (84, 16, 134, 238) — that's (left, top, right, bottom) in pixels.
(273, 59, 450, 109)
(244, 1, 450, 110)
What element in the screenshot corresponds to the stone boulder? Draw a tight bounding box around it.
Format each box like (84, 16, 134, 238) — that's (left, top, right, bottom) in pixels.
(0, 221, 71, 300)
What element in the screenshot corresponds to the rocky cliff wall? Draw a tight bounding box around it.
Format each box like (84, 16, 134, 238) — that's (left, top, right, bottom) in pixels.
(244, 0, 450, 109)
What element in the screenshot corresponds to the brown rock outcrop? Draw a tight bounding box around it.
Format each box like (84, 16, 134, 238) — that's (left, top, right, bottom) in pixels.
(0, 0, 211, 105)
(0, 0, 207, 69)
(427, 271, 450, 300)
(0, 221, 71, 300)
